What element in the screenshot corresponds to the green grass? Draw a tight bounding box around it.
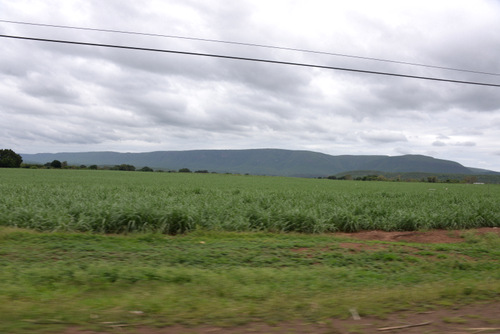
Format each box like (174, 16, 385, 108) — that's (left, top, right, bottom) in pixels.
(0, 169, 499, 233)
(1, 169, 499, 332)
(0, 227, 499, 333)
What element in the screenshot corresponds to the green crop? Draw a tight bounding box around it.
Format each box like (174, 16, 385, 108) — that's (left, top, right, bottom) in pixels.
(1, 169, 499, 234)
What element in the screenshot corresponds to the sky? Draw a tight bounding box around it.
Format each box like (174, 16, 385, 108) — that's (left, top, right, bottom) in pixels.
(1, 0, 500, 171)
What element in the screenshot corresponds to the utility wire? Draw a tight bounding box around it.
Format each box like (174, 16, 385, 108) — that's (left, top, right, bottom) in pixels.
(2, 34, 500, 88)
(1, 19, 500, 77)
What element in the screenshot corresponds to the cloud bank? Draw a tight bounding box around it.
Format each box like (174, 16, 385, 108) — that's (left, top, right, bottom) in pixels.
(1, 0, 500, 170)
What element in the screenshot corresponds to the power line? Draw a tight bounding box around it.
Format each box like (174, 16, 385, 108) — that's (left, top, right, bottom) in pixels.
(2, 34, 500, 88)
(1, 19, 500, 77)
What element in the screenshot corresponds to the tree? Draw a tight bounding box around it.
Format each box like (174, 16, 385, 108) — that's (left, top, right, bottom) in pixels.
(427, 176, 437, 183)
(139, 166, 154, 172)
(0, 149, 23, 168)
(113, 164, 136, 171)
(50, 160, 62, 169)
(463, 176, 478, 184)
(178, 168, 192, 173)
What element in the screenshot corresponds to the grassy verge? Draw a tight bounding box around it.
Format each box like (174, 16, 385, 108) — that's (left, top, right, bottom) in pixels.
(1, 227, 499, 333)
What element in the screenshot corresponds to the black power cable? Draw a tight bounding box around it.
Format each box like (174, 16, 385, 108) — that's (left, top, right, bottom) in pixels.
(2, 34, 500, 88)
(1, 19, 499, 77)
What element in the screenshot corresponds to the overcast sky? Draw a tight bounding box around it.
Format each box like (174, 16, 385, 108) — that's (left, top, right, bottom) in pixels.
(1, 0, 500, 171)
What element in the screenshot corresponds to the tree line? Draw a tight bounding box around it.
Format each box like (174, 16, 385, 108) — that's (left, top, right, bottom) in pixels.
(320, 174, 479, 184)
(0, 149, 489, 183)
(20, 159, 212, 174)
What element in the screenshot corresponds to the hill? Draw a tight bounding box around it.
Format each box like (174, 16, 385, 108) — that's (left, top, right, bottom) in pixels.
(21, 149, 497, 177)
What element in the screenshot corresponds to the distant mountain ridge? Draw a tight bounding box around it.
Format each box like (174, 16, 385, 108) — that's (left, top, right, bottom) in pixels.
(21, 149, 498, 177)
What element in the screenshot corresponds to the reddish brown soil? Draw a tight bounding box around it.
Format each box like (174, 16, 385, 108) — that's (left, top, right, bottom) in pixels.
(334, 227, 500, 244)
(59, 228, 500, 334)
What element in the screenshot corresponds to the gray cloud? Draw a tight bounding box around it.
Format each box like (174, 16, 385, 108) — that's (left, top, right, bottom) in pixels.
(360, 131, 408, 143)
(20, 73, 80, 103)
(432, 141, 446, 147)
(1, 0, 500, 171)
(453, 141, 476, 147)
(436, 134, 449, 140)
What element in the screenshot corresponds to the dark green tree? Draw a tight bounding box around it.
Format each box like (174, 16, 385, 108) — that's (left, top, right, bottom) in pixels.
(50, 160, 62, 169)
(427, 176, 437, 183)
(463, 176, 478, 184)
(113, 164, 136, 171)
(178, 168, 192, 173)
(0, 149, 23, 168)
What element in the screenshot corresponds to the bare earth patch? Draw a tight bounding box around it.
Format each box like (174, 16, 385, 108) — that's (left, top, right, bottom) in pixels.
(338, 242, 389, 252)
(335, 227, 500, 244)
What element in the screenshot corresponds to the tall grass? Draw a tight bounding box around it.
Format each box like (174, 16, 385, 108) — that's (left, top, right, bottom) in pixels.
(1, 169, 499, 233)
